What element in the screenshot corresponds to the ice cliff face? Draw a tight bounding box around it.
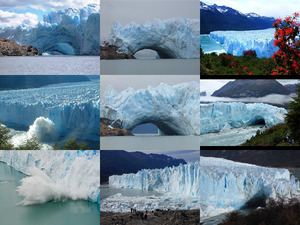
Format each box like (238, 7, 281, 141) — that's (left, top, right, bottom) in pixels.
(109, 161, 200, 197)
(0, 150, 100, 204)
(101, 82, 200, 135)
(0, 81, 100, 142)
(0, 4, 100, 55)
(106, 18, 200, 59)
(210, 28, 278, 58)
(200, 157, 300, 219)
(200, 102, 286, 134)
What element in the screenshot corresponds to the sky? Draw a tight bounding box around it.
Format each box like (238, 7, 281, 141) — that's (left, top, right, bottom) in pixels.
(0, 0, 98, 27)
(125, 150, 200, 163)
(202, 0, 300, 18)
(100, 75, 200, 97)
(100, 0, 200, 42)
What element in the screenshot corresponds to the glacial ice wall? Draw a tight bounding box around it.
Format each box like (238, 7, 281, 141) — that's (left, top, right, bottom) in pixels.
(210, 28, 278, 58)
(200, 157, 300, 218)
(0, 150, 100, 204)
(106, 18, 200, 58)
(101, 82, 200, 135)
(0, 81, 100, 142)
(109, 161, 200, 197)
(0, 4, 100, 55)
(200, 102, 286, 134)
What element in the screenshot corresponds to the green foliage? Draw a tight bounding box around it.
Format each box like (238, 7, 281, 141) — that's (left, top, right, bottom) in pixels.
(285, 85, 300, 143)
(16, 136, 42, 150)
(53, 142, 60, 150)
(0, 123, 13, 150)
(63, 138, 89, 150)
(79, 142, 89, 150)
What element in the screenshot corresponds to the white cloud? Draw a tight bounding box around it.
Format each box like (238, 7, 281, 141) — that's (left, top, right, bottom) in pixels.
(0, 10, 39, 27)
(202, 0, 300, 18)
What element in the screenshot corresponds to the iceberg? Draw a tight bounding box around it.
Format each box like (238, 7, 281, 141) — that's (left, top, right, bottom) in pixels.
(200, 102, 287, 135)
(101, 82, 200, 135)
(0, 150, 100, 204)
(106, 18, 200, 59)
(0, 81, 100, 142)
(200, 157, 300, 219)
(0, 4, 100, 55)
(210, 28, 279, 58)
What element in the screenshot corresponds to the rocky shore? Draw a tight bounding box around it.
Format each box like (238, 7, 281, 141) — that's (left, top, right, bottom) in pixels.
(100, 122, 133, 136)
(0, 39, 41, 56)
(100, 45, 135, 59)
(100, 209, 200, 225)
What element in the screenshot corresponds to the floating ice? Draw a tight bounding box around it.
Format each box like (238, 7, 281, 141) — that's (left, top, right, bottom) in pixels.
(106, 18, 200, 59)
(200, 157, 300, 219)
(101, 82, 200, 135)
(0, 150, 100, 204)
(210, 28, 278, 58)
(200, 102, 287, 135)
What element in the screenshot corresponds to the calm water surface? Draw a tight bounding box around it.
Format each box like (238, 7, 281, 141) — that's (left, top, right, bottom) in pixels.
(0, 56, 100, 75)
(100, 136, 200, 150)
(0, 162, 100, 225)
(101, 59, 200, 75)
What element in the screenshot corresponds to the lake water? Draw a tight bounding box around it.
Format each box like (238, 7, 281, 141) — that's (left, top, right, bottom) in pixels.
(100, 136, 200, 150)
(200, 34, 226, 54)
(200, 125, 266, 146)
(0, 162, 100, 225)
(100, 59, 200, 75)
(0, 56, 100, 75)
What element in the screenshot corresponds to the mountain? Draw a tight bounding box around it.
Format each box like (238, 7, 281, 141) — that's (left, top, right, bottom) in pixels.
(200, 1, 276, 34)
(0, 75, 90, 90)
(200, 150, 300, 168)
(212, 79, 291, 98)
(284, 83, 300, 93)
(100, 150, 186, 183)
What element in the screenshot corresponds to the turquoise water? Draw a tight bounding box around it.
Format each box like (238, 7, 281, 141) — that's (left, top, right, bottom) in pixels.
(0, 162, 100, 225)
(200, 34, 226, 54)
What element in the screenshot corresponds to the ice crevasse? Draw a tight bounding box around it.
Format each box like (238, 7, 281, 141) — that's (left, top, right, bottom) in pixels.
(100, 82, 200, 135)
(200, 157, 300, 219)
(106, 18, 200, 59)
(0, 150, 100, 205)
(200, 102, 287, 135)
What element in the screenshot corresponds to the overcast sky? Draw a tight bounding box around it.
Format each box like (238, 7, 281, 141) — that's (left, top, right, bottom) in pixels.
(0, 0, 98, 27)
(101, 75, 200, 97)
(100, 0, 200, 41)
(125, 150, 200, 163)
(202, 0, 300, 18)
(200, 79, 300, 95)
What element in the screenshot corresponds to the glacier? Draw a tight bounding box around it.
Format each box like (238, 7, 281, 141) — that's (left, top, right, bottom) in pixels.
(0, 81, 100, 143)
(210, 28, 278, 58)
(200, 102, 287, 135)
(100, 82, 200, 135)
(101, 161, 200, 212)
(200, 157, 300, 219)
(105, 18, 200, 59)
(0, 4, 100, 55)
(0, 150, 100, 205)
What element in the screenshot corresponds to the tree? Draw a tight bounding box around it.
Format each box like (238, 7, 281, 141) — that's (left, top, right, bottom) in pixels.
(64, 138, 80, 150)
(53, 142, 60, 150)
(0, 123, 13, 150)
(16, 136, 42, 150)
(285, 85, 300, 143)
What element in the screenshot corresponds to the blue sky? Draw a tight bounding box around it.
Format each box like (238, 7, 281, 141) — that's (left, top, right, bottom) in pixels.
(202, 0, 300, 18)
(0, 0, 98, 27)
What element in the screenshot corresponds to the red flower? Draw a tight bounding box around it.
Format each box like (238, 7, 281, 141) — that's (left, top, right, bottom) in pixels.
(244, 67, 247, 70)
(249, 72, 253, 75)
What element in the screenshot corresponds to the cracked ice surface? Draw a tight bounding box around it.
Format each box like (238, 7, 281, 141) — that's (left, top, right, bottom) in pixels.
(0, 150, 100, 204)
(210, 28, 279, 58)
(101, 162, 200, 212)
(200, 157, 300, 219)
(106, 18, 200, 59)
(200, 102, 287, 135)
(0, 81, 100, 142)
(101, 82, 200, 135)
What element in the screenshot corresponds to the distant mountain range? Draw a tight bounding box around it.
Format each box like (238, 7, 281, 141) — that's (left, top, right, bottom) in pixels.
(201, 150, 300, 168)
(100, 150, 186, 183)
(212, 80, 292, 98)
(200, 1, 276, 34)
(0, 75, 90, 90)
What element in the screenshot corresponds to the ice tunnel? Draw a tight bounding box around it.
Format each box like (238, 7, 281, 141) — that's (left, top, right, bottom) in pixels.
(44, 43, 75, 55)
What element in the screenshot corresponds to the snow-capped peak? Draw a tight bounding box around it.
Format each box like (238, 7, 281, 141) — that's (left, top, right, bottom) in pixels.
(246, 12, 261, 18)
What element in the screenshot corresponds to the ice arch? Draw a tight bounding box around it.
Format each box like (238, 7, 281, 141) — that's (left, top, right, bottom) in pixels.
(44, 43, 75, 55)
(100, 82, 200, 135)
(106, 18, 200, 59)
